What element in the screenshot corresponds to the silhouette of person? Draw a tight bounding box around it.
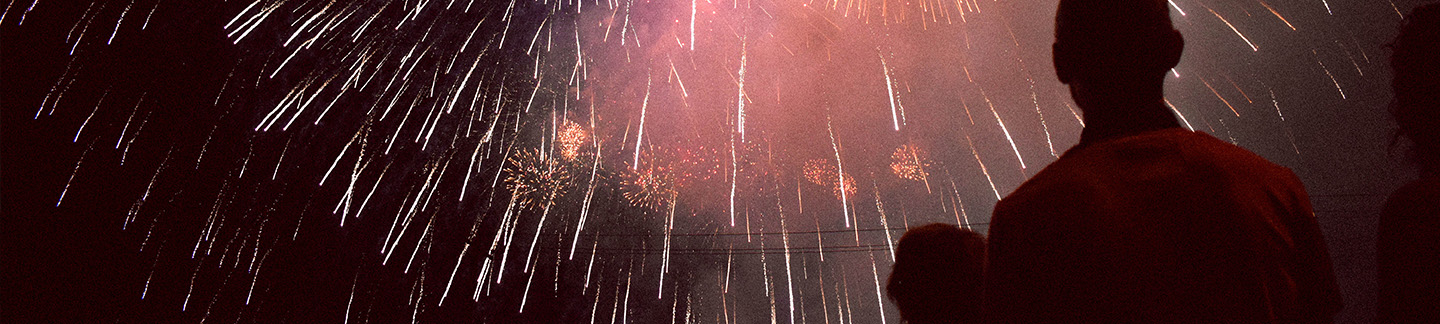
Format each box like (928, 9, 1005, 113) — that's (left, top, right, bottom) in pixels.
(1377, 4, 1440, 324)
(981, 0, 1343, 323)
(887, 223, 986, 324)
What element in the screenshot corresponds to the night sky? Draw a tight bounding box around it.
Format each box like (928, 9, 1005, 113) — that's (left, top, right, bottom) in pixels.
(3, 0, 1429, 323)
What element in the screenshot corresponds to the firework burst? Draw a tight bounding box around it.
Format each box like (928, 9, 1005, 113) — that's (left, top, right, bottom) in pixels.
(622, 151, 678, 211)
(506, 149, 572, 207)
(804, 158, 857, 200)
(890, 144, 929, 182)
(557, 120, 588, 161)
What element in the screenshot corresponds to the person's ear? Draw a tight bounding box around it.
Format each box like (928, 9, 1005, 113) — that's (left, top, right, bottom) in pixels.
(1159, 29, 1184, 70)
(1054, 42, 1074, 84)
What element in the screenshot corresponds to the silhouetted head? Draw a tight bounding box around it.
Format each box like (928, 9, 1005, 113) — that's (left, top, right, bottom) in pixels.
(1392, 4, 1440, 174)
(886, 223, 986, 324)
(1054, 0, 1183, 130)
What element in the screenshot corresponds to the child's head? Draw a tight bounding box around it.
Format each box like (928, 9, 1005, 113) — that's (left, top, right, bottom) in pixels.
(886, 223, 987, 324)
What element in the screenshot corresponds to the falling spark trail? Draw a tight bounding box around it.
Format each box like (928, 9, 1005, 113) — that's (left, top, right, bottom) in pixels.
(736, 39, 748, 141)
(116, 94, 144, 149)
(583, 240, 597, 290)
(1167, 0, 1187, 16)
(345, 274, 357, 324)
(107, 0, 132, 45)
(141, 266, 155, 299)
(633, 75, 650, 170)
(874, 189, 896, 261)
(1259, 1, 1296, 30)
(724, 243, 732, 294)
(320, 128, 363, 186)
(245, 251, 266, 305)
(494, 196, 522, 284)
(73, 91, 106, 142)
(782, 208, 796, 324)
(966, 134, 1003, 200)
(141, 0, 158, 29)
(1208, 7, 1258, 51)
(729, 136, 738, 227)
(879, 52, 900, 131)
(658, 192, 677, 298)
(194, 125, 216, 169)
(272, 138, 290, 180)
(982, 89, 1026, 170)
(570, 148, 601, 259)
(825, 114, 851, 227)
(689, 0, 696, 50)
(869, 253, 888, 324)
(1025, 78, 1058, 157)
(842, 270, 854, 324)
(1200, 77, 1240, 116)
(522, 197, 556, 274)
(1314, 50, 1347, 99)
(0, 0, 11, 25)
(519, 250, 540, 312)
(68, 3, 97, 56)
(622, 268, 633, 324)
(439, 243, 470, 306)
(57, 139, 97, 207)
(182, 263, 200, 311)
(1163, 99, 1196, 131)
(589, 282, 602, 324)
(670, 60, 689, 99)
(1267, 87, 1286, 121)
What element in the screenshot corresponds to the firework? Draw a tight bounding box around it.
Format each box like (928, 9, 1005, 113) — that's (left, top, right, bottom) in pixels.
(803, 159, 858, 201)
(622, 152, 678, 211)
(557, 119, 588, 161)
(889, 144, 929, 182)
(506, 149, 572, 207)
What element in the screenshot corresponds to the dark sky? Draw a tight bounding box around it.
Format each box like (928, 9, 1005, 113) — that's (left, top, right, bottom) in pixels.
(4, 0, 1430, 323)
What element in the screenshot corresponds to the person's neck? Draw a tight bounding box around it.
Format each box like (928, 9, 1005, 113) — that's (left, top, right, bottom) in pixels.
(1077, 101, 1182, 146)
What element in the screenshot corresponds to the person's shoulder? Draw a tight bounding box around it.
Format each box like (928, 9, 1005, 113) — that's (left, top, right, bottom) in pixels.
(1383, 175, 1440, 220)
(995, 151, 1100, 218)
(1172, 130, 1302, 181)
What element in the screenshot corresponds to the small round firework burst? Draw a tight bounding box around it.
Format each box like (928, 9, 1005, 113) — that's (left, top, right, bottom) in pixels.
(505, 149, 573, 207)
(803, 159, 834, 186)
(803, 158, 857, 200)
(557, 120, 589, 161)
(890, 144, 929, 181)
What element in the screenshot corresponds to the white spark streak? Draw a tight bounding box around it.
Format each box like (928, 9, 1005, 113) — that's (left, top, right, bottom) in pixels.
(633, 74, 651, 169)
(57, 139, 97, 207)
(826, 115, 851, 227)
(879, 52, 900, 131)
(73, 91, 105, 142)
(982, 89, 1026, 170)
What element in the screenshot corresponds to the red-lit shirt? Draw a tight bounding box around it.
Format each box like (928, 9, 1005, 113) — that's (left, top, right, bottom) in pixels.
(984, 127, 1342, 323)
(1376, 174, 1440, 324)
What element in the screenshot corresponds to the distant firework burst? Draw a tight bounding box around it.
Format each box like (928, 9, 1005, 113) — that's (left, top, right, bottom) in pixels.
(506, 149, 572, 207)
(622, 158, 677, 211)
(804, 158, 857, 200)
(890, 144, 929, 182)
(557, 120, 588, 161)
